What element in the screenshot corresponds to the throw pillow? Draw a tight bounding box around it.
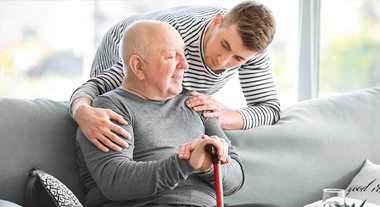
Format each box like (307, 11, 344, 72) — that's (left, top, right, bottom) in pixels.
(303, 198, 380, 207)
(24, 168, 83, 207)
(345, 160, 380, 205)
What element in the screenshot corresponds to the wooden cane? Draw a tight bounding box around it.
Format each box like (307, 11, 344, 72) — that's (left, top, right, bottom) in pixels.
(205, 144, 224, 207)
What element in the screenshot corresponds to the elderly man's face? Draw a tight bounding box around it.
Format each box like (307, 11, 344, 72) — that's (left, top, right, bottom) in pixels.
(142, 26, 189, 100)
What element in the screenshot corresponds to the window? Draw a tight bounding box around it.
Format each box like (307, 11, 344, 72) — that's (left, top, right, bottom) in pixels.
(319, 0, 380, 98)
(0, 0, 299, 110)
(0, 1, 94, 101)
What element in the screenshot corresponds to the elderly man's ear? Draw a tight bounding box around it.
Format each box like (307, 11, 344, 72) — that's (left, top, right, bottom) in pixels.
(129, 55, 145, 80)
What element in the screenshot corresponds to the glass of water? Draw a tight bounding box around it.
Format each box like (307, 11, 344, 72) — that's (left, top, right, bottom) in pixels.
(322, 189, 345, 207)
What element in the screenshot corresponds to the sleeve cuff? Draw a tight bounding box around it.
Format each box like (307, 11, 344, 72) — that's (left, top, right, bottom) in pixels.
(176, 155, 199, 175)
(69, 92, 96, 117)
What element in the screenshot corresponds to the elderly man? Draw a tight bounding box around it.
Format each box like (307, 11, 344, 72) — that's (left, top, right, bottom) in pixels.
(76, 20, 279, 207)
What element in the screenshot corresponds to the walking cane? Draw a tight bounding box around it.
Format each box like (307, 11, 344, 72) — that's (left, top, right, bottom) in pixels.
(205, 144, 224, 207)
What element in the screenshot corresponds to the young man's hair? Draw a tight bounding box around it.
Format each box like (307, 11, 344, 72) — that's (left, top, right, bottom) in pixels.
(220, 1, 276, 54)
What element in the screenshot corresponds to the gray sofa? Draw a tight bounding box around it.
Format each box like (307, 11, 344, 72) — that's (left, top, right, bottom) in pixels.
(1, 86, 379, 207)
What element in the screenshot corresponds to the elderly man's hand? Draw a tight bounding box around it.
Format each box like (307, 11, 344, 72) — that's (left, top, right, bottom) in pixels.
(173, 135, 230, 172)
(189, 135, 230, 172)
(73, 103, 131, 152)
(174, 138, 200, 160)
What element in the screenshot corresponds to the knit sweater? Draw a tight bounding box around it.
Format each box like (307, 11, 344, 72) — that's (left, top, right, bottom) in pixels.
(76, 88, 245, 207)
(70, 5, 281, 130)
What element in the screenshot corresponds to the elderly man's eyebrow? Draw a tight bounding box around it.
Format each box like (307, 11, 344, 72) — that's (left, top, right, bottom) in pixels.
(161, 46, 185, 56)
(161, 47, 175, 55)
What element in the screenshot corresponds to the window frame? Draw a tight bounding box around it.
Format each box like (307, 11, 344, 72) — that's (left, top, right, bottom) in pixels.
(297, 0, 321, 101)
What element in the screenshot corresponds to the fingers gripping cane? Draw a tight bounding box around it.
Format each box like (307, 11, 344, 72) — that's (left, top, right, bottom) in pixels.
(205, 144, 224, 207)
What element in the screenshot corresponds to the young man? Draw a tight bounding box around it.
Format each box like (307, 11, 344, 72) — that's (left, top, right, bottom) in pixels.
(72, 1, 281, 153)
(76, 20, 281, 207)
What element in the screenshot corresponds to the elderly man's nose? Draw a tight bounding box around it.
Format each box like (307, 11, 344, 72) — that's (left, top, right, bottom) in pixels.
(179, 53, 189, 69)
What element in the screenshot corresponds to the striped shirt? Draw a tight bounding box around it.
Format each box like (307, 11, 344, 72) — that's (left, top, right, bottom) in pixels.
(70, 5, 281, 130)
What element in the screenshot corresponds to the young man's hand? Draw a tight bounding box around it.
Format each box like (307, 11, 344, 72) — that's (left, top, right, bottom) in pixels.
(186, 90, 222, 118)
(186, 90, 244, 130)
(72, 97, 130, 152)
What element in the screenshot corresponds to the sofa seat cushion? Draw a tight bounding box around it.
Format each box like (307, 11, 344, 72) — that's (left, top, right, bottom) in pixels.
(0, 200, 22, 207)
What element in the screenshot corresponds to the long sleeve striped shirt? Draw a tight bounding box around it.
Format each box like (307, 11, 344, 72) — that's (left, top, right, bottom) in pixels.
(70, 5, 281, 130)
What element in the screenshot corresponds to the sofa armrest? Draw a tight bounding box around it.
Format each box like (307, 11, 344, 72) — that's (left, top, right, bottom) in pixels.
(0, 98, 85, 205)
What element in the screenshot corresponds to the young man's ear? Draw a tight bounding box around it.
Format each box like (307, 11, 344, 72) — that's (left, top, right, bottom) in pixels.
(129, 55, 145, 80)
(210, 13, 224, 29)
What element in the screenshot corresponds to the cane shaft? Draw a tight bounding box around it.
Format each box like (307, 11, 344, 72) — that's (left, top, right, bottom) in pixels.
(205, 144, 224, 207)
(214, 162, 224, 207)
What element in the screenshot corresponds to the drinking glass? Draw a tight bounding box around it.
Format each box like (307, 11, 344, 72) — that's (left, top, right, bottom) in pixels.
(322, 188, 346, 207)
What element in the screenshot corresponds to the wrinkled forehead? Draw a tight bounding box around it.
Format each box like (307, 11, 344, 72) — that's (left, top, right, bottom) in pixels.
(156, 30, 185, 53)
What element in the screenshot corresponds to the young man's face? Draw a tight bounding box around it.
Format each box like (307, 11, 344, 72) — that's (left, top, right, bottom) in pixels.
(203, 23, 257, 72)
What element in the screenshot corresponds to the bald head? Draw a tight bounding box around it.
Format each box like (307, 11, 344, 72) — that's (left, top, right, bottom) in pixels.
(120, 20, 180, 75)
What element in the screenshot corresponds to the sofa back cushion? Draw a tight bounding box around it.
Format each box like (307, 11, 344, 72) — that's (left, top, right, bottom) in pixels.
(224, 86, 380, 207)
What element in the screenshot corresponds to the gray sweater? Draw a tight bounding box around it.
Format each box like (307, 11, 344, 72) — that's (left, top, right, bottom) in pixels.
(76, 88, 245, 207)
